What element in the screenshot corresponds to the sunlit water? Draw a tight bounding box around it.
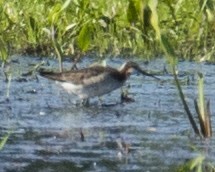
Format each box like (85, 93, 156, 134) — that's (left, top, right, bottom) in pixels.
(0, 56, 215, 172)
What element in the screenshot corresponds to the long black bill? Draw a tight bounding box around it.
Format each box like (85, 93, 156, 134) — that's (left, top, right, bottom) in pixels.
(138, 68, 160, 80)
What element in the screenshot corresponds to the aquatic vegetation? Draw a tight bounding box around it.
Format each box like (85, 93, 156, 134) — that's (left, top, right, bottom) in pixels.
(176, 155, 215, 172)
(194, 73, 212, 138)
(0, 132, 11, 151)
(0, 0, 215, 62)
(148, 0, 213, 138)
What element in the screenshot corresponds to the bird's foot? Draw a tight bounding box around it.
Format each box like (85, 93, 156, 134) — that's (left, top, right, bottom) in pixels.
(121, 91, 135, 103)
(120, 86, 135, 103)
(80, 98, 90, 106)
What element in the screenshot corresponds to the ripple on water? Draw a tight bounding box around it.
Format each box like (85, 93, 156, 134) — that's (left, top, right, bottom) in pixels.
(0, 56, 215, 171)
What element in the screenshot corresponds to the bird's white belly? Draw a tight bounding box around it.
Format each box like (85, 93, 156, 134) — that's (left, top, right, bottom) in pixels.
(57, 79, 124, 99)
(57, 82, 85, 98)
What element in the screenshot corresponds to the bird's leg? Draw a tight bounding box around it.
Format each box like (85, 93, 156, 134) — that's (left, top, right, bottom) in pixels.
(121, 87, 129, 97)
(121, 84, 135, 103)
(81, 98, 90, 106)
(98, 96, 103, 106)
(120, 85, 129, 100)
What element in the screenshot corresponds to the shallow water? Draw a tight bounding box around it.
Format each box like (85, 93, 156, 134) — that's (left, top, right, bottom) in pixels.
(0, 56, 215, 172)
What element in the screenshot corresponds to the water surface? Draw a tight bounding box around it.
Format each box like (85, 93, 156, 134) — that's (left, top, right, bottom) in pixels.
(0, 56, 215, 171)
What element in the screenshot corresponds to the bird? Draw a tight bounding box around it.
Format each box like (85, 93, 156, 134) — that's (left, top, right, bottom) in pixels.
(39, 61, 159, 105)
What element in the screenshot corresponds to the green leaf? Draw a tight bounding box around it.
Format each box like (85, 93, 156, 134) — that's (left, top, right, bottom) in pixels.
(143, 5, 152, 29)
(79, 0, 89, 10)
(0, 132, 11, 150)
(160, 34, 177, 65)
(29, 16, 36, 31)
(148, 0, 160, 39)
(127, 0, 138, 24)
(189, 155, 205, 171)
(77, 23, 91, 51)
(0, 37, 9, 62)
(48, 3, 62, 24)
(28, 16, 37, 43)
(60, 0, 72, 12)
(65, 23, 77, 31)
(198, 72, 205, 118)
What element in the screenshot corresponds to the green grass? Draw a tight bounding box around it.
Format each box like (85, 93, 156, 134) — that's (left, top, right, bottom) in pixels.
(0, 0, 215, 62)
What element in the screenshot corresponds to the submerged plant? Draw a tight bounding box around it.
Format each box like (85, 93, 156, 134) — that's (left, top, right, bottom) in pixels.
(0, 131, 11, 151)
(194, 73, 212, 138)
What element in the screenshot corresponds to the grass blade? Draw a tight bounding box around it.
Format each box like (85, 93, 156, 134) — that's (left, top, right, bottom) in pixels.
(0, 132, 11, 150)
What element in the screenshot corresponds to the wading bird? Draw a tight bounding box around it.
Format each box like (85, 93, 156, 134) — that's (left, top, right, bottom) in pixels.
(39, 61, 159, 105)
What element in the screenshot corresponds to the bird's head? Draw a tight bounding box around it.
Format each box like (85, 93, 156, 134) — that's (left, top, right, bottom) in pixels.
(119, 61, 159, 80)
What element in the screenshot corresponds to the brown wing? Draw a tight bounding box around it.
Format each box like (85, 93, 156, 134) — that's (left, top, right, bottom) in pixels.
(39, 66, 120, 85)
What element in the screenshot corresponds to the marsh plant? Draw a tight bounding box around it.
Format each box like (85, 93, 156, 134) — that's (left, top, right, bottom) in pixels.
(194, 73, 212, 138)
(176, 155, 215, 172)
(146, 0, 213, 138)
(0, 0, 215, 63)
(0, 132, 11, 151)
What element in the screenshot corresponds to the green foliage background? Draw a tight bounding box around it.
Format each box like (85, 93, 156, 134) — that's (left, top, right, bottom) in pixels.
(0, 0, 215, 61)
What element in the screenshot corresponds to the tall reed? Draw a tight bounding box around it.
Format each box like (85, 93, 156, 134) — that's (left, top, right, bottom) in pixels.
(147, 0, 212, 137)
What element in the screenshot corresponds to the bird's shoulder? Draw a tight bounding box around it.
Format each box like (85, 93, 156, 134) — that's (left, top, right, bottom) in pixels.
(61, 66, 118, 84)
